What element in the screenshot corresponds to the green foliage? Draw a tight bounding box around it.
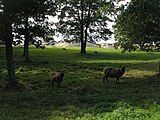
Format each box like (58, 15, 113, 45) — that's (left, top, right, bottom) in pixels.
(0, 46, 160, 120)
(12, 0, 56, 41)
(114, 0, 160, 52)
(57, 0, 114, 42)
(0, 0, 56, 44)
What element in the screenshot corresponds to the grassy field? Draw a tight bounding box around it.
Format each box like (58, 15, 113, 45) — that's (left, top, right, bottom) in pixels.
(0, 46, 160, 120)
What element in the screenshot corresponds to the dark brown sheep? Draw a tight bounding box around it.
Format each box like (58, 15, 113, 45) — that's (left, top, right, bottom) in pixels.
(103, 66, 125, 83)
(50, 70, 65, 86)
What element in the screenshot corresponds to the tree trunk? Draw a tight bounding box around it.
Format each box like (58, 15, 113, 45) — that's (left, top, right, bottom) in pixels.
(81, 42, 86, 53)
(4, 23, 17, 84)
(23, 16, 30, 61)
(83, 25, 89, 54)
(80, 28, 86, 53)
(80, 0, 86, 54)
(5, 40, 16, 84)
(84, 10, 90, 53)
(140, 41, 145, 51)
(159, 60, 160, 76)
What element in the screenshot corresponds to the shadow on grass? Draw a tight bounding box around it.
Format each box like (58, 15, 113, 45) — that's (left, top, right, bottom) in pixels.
(74, 51, 160, 61)
(75, 61, 159, 73)
(0, 74, 160, 119)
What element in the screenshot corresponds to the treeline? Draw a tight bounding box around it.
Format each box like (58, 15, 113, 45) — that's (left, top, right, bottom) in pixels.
(0, 0, 159, 87)
(0, 0, 119, 88)
(114, 0, 160, 52)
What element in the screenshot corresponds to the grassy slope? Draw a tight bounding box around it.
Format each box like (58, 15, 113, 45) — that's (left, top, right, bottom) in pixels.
(0, 46, 160, 120)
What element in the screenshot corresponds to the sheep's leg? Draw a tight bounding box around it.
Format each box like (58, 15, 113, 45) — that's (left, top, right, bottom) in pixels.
(51, 80, 55, 86)
(116, 78, 119, 83)
(106, 77, 109, 82)
(59, 82, 61, 87)
(103, 76, 106, 83)
(57, 82, 61, 87)
(56, 82, 59, 87)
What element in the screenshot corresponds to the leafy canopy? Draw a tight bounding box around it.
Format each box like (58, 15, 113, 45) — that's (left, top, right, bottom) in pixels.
(114, 0, 160, 51)
(57, 0, 115, 43)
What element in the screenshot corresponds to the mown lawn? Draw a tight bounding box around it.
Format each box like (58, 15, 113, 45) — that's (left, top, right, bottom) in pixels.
(0, 46, 160, 120)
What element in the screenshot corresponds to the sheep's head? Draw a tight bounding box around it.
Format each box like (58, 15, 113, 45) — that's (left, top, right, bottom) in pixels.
(60, 69, 65, 78)
(121, 66, 126, 72)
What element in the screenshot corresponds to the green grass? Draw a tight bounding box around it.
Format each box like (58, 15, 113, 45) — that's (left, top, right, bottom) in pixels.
(0, 46, 160, 120)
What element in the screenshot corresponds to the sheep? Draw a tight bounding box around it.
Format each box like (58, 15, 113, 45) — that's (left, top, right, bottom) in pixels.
(50, 70, 65, 86)
(103, 66, 125, 83)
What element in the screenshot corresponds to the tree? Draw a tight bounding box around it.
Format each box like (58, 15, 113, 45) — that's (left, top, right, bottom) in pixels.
(0, 0, 55, 88)
(158, 60, 160, 76)
(114, 0, 160, 52)
(0, 0, 18, 85)
(57, 0, 114, 53)
(13, 0, 56, 61)
(13, 18, 53, 50)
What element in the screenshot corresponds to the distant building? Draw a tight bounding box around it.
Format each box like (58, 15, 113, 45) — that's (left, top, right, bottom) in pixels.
(101, 43, 115, 48)
(97, 40, 116, 48)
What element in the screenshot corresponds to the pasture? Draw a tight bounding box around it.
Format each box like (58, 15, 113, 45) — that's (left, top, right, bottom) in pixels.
(0, 46, 160, 120)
